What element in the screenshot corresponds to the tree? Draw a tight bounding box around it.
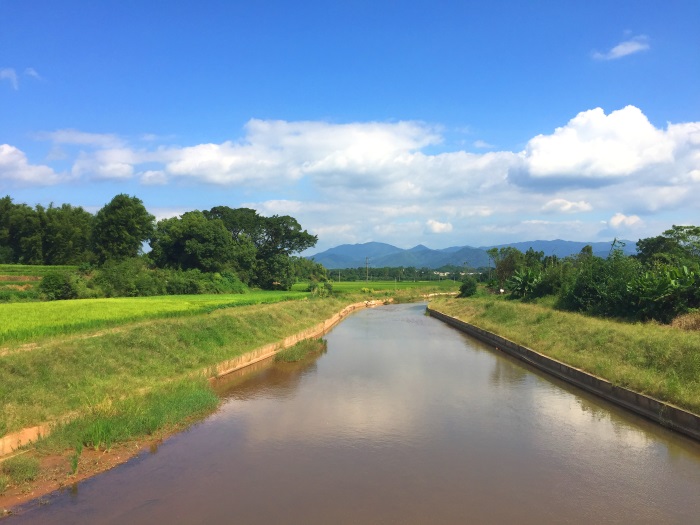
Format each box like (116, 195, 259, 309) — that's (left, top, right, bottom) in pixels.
(636, 225, 700, 267)
(91, 194, 155, 264)
(204, 206, 317, 289)
(41, 203, 94, 265)
(150, 211, 237, 273)
(487, 247, 524, 287)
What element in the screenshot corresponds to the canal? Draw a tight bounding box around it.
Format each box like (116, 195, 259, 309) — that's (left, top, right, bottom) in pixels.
(9, 303, 700, 524)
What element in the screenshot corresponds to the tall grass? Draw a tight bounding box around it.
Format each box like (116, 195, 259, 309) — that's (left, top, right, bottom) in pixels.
(430, 296, 700, 413)
(43, 380, 219, 452)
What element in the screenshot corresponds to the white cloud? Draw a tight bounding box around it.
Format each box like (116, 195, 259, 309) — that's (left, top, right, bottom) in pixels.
(426, 219, 453, 233)
(9, 105, 700, 249)
(140, 170, 168, 185)
(0, 144, 62, 185)
(1, 68, 18, 90)
(593, 35, 650, 60)
(473, 140, 494, 149)
(609, 213, 642, 228)
(24, 67, 42, 80)
(518, 106, 675, 180)
(541, 199, 592, 214)
(39, 129, 125, 148)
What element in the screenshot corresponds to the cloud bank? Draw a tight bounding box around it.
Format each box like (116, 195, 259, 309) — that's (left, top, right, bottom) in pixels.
(2, 105, 698, 248)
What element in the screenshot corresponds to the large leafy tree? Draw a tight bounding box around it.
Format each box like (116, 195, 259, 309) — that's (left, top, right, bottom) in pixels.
(92, 194, 155, 264)
(41, 203, 94, 265)
(204, 206, 317, 289)
(150, 211, 238, 273)
(1, 199, 43, 264)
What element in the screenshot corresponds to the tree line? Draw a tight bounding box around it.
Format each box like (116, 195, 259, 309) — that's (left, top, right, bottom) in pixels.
(463, 226, 700, 324)
(1, 194, 324, 297)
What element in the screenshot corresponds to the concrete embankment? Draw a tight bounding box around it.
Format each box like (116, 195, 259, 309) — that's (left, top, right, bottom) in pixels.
(0, 299, 388, 457)
(427, 306, 700, 443)
(208, 299, 388, 379)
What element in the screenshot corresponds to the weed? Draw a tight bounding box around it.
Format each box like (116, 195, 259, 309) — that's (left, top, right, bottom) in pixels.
(2, 455, 39, 483)
(0, 474, 8, 494)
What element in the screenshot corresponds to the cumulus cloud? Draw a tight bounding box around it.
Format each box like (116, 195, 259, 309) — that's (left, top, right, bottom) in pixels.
(518, 106, 674, 182)
(541, 198, 592, 214)
(0, 144, 62, 185)
(8, 105, 700, 249)
(1, 68, 18, 90)
(609, 213, 642, 228)
(593, 35, 650, 60)
(426, 219, 453, 233)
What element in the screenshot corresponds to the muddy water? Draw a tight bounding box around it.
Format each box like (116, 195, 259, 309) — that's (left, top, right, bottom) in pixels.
(10, 303, 700, 524)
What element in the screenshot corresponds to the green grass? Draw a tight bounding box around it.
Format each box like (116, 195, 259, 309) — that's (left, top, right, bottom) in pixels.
(292, 279, 459, 294)
(0, 291, 307, 345)
(430, 295, 700, 414)
(275, 338, 327, 362)
(0, 264, 77, 277)
(1, 455, 40, 484)
(42, 380, 219, 452)
(0, 297, 354, 435)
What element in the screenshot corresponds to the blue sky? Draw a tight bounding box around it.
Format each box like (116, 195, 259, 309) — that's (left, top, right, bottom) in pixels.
(2, 0, 699, 253)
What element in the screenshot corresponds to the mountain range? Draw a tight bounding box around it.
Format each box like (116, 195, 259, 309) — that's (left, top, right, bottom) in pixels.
(307, 240, 637, 269)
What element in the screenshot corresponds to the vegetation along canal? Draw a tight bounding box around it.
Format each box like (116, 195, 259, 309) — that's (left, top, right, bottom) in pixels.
(9, 303, 700, 524)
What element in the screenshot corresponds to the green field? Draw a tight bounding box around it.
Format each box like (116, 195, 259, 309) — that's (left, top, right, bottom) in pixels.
(0, 291, 307, 346)
(0, 264, 78, 276)
(292, 279, 460, 293)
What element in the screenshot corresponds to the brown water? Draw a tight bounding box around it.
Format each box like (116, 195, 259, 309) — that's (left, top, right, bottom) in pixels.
(9, 303, 700, 524)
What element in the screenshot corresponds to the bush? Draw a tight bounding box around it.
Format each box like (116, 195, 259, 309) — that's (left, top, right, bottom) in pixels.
(39, 271, 78, 300)
(459, 276, 478, 297)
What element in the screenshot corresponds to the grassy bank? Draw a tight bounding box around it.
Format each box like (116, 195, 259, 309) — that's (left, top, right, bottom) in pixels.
(0, 296, 355, 436)
(429, 295, 700, 414)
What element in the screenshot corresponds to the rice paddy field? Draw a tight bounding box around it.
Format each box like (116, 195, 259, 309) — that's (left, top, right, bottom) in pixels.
(0, 291, 307, 346)
(0, 264, 74, 302)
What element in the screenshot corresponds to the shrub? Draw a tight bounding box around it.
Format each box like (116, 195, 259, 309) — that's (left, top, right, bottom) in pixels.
(459, 276, 478, 297)
(39, 271, 78, 300)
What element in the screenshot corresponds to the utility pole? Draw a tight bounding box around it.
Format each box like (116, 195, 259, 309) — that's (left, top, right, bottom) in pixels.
(365, 257, 369, 282)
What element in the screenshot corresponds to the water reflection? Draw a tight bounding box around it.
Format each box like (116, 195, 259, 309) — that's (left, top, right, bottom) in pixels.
(9, 303, 700, 525)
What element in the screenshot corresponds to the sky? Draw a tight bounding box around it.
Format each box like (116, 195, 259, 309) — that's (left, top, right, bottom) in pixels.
(2, 0, 699, 254)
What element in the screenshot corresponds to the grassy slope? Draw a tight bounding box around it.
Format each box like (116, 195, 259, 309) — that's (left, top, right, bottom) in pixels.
(0, 297, 352, 435)
(430, 295, 700, 414)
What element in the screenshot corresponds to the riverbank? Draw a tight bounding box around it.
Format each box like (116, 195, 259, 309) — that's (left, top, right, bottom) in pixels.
(428, 296, 700, 416)
(0, 293, 404, 514)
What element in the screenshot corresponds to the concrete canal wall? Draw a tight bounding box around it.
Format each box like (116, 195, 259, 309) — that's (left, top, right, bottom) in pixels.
(427, 307, 700, 443)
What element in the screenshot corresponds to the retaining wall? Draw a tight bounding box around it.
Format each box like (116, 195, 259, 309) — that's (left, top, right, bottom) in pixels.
(427, 307, 700, 443)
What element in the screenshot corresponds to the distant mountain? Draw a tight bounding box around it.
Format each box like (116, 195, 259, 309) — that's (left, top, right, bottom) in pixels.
(307, 239, 637, 269)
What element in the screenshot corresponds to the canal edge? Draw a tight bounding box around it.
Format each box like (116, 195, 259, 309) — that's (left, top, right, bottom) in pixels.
(426, 306, 700, 443)
(0, 299, 391, 457)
